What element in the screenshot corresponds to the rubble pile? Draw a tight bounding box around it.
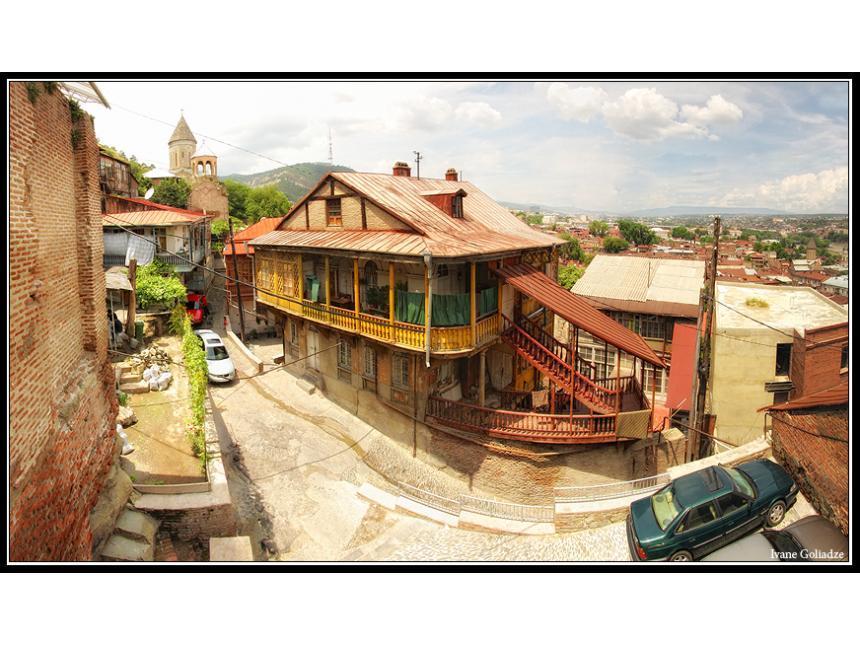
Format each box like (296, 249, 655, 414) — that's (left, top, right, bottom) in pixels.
(128, 346, 172, 373)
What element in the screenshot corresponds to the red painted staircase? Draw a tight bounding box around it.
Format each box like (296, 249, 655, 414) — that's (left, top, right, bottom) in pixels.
(501, 316, 616, 415)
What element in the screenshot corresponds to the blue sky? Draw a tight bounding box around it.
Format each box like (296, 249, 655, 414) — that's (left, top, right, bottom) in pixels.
(86, 81, 849, 213)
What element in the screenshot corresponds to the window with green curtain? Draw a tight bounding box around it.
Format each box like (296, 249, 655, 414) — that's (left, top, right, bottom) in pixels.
(431, 293, 469, 326)
(395, 290, 425, 325)
(305, 275, 321, 302)
(478, 286, 498, 317)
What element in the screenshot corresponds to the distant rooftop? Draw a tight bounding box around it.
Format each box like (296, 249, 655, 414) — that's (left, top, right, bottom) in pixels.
(715, 282, 847, 335)
(823, 275, 849, 289)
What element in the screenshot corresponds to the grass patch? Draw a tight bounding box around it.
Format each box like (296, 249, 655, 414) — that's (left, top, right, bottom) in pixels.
(745, 297, 769, 308)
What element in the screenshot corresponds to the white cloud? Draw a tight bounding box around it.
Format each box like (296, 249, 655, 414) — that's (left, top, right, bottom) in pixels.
(545, 83, 607, 122)
(543, 85, 744, 141)
(721, 166, 848, 212)
(681, 94, 743, 126)
(602, 88, 708, 140)
(454, 101, 503, 127)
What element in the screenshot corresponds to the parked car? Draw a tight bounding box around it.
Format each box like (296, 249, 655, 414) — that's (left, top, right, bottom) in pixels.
(702, 514, 848, 562)
(186, 292, 209, 326)
(194, 329, 236, 383)
(627, 460, 798, 562)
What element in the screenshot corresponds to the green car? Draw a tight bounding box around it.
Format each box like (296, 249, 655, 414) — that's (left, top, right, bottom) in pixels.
(627, 460, 799, 562)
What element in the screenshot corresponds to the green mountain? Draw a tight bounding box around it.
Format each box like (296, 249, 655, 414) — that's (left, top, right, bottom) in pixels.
(225, 162, 354, 202)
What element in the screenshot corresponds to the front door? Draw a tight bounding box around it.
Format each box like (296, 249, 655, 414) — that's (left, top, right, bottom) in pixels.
(307, 328, 320, 371)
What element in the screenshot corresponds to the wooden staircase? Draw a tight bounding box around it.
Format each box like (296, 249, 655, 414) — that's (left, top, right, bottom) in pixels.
(501, 316, 616, 415)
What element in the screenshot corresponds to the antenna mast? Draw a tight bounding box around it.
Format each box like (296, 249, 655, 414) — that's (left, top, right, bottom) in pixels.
(328, 128, 334, 166)
(413, 150, 423, 179)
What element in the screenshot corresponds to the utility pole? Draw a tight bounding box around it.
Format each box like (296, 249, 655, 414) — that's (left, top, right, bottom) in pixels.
(227, 218, 246, 342)
(413, 150, 423, 179)
(328, 128, 334, 166)
(125, 258, 137, 339)
(687, 216, 721, 461)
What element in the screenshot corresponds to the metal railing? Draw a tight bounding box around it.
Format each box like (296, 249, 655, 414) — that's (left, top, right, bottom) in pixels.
(460, 495, 554, 523)
(554, 473, 670, 503)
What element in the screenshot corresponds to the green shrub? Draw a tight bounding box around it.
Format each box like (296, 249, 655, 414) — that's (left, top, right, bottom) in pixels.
(136, 260, 187, 310)
(117, 391, 129, 407)
(177, 310, 209, 471)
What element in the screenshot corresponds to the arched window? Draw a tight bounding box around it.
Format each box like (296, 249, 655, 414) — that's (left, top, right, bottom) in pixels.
(196, 161, 204, 176)
(205, 161, 212, 176)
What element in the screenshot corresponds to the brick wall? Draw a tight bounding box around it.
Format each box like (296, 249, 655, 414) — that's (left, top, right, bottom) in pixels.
(771, 407, 848, 535)
(790, 322, 848, 399)
(9, 82, 118, 561)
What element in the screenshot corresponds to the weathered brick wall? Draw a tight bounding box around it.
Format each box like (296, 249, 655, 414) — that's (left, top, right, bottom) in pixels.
(9, 82, 118, 561)
(771, 408, 848, 535)
(790, 322, 848, 399)
(145, 505, 238, 543)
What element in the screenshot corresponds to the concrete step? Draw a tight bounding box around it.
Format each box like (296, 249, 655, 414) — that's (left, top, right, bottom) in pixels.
(114, 508, 159, 544)
(100, 534, 154, 562)
(120, 380, 150, 394)
(120, 372, 141, 385)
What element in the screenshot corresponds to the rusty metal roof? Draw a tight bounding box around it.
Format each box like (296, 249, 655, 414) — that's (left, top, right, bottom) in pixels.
(225, 217, 286, 255)
(103, 210, 198, 227)
(251, 229, 430, 257)
(495, 263, 664, 367)
(762, 382, 849, 412)
(257, 171, 559, 259)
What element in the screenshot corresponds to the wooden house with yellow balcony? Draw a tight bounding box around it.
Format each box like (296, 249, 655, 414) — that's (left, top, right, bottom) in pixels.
(250, 162, 665, 445)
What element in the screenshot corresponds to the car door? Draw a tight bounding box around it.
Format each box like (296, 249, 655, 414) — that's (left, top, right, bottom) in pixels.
(714, 492, 757, 549)
(673, 500, 723, 558)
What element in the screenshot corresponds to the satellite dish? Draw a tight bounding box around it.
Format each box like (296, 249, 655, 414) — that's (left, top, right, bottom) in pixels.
(144, 187, 155, 200)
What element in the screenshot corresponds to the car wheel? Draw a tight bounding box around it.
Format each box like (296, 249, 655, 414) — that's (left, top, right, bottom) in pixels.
(670, 550, 693, 562)
(765, 500, 786, 527)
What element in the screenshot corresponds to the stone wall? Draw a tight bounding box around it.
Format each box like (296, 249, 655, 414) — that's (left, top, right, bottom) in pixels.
(9, 82, 119, 561)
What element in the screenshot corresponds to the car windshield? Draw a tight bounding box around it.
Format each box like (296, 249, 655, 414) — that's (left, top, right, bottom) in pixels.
(723, 466, 755, 498)
(652, 486, 683, 530)
(206, 345, 229, 361)
(187, 300, 201, 310)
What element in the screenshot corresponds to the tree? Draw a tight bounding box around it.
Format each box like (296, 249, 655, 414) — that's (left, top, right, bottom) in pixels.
(671, 226, 694, 241)
(151, 177, 191, 208)
(588, 220, 609, 236)
(603, 236, 629, 253)
(694, 227, 708, 238)
(223, 179, 252, 220)
(135, 259, 187, 310)
(245, 184, 292, 222)
(618, 219, 658, 246)
(558, 264, 584, 290)
(558, 232, 584, 262)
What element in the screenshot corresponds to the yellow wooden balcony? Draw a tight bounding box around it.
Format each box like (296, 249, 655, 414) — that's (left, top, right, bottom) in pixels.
(257, 289, 500, 354)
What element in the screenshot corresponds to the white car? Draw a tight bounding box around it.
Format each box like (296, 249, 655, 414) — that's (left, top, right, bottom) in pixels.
(194, 329, 236, 383)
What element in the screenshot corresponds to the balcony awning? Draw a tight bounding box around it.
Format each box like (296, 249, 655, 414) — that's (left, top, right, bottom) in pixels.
(494, 263, 664, 367)
(665, 322, 698, 411)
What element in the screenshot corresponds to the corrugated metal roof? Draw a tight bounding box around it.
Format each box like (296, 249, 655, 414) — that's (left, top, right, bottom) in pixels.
(262, 171, 559, 258)
(573, 255, 705, 306)
(762, 382, 849, 412)
(495, 263, 664, 367)
(103, 210, 197, 227)
(225, 217, 285, 256)
(252, 229, 430, 257)
(665, 323, 697, 411)
(113, 196, 210, 219)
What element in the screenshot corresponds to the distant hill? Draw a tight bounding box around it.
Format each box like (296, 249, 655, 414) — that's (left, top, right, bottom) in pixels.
(225, 162, 355, 202)
(626, 205, 792, 218)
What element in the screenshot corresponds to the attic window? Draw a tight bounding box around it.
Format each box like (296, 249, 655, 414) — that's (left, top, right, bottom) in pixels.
(326, 198, 342, 226)
(451, 195, 464, 218)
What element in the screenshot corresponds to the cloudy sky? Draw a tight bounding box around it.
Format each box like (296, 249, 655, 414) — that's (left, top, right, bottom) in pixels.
(85, 81, 849, 214)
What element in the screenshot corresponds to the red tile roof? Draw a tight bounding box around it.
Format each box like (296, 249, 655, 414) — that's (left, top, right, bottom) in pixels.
(494, 263, 664, 367)
(224, 217, 285, 256)
(763, 382, 849, 412)
(110, 195, 211, 219)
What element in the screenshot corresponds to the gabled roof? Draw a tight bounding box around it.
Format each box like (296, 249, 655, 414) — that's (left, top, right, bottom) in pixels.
(109, 196, 210, 219)
(254, 171, 560, 259)
(169, 115, 196, 144)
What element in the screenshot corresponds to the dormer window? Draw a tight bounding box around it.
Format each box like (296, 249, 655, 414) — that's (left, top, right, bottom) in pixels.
(451, 194, 464, 218)
(326, 198, 342, 226)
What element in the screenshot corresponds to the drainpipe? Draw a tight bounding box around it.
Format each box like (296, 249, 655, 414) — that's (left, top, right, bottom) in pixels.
(423, 253, 433, 368)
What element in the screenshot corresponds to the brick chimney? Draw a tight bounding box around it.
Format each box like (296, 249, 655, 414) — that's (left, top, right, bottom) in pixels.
(392, 161, 411, 177)
(445, 168, 459, 181)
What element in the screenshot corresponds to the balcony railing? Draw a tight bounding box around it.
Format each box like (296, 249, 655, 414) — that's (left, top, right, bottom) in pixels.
(258, 289, 500, 353)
